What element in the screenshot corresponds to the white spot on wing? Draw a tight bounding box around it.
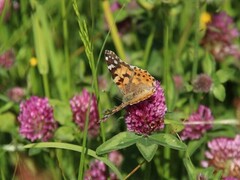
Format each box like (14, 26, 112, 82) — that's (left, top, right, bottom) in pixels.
(108, 64, 115, 70)
(114, 60, 118, 64)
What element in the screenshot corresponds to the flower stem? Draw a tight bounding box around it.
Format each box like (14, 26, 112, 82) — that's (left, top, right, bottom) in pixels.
(102, 0, 125, 60)
(163, 11, 171, 178)
(78, 96, 92, 180)
(61, 0, 71, 99)
(191, 0, 200, 80)
(42, 74, 50, 98)
(163, 18, 170, 108)
(143, 27, 155, 68)
(124, 160, 145, 179)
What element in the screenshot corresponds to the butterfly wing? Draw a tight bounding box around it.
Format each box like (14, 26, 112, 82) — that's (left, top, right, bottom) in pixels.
(101, 50, 156, 122)
(123, 66, 156, 105)
(105, 50, 134, 95)
(105, 50, 156, 104)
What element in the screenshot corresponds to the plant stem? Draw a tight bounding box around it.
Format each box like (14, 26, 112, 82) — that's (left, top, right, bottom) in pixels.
(163, 22, 169, 98)
(43, 74, 50, 98)
(102, 0, 125, 60)
(78, 96, 92, 180)
(192, 0, 200, 80)
(124, 160, 145, 180)
(61, 0, 71, 99)
(163, 10, 171, 179)
(143, 27, 155, 67)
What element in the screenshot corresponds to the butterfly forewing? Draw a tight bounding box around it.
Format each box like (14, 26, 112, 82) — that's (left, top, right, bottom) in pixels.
(105, 50, 134, 94)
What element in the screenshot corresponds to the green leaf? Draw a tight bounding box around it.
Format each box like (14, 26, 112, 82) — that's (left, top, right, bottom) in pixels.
(166, 75, 175, 111)
(24, 142, 122, 179)
(51, 100, 72, 125)
(32, 12, 48, 75)
(214, 170, 223, 179)
(196, 167, 215, 179)
(28, 148, 42, 156)
(96, 131, 141, 155)
(183, 157, 196, 179)
(149, 133, 187, 151)
(216, 69, 235, 83)
(137, 0, 155, 10)
(212, 84, 226, 102)
(165, 119, 184, 133)
(113, 9, 128, 22)
(0, 112, 16, 133)
(202, 53, 214, 75)
(136, 137, 158, 162)
(54, 126, 75, 142)
(185, 83, 193, 92)
(187, 137, 205, 157)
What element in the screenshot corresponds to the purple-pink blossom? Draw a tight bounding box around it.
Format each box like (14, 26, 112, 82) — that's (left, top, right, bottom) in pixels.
(18, 96, 57, 142)
(84, 151, 123, 180)
(84, 160, 108, 180)
(192, 74, 212, 93)
(0, 49, 15, 69)
(202, 135, 240, 179)
(70, 89, 99, 138)
(173, 75, 184, 91)
(7, 87, 25, 102)
(125, 81, 167, 135)
(180, 105, 214, 140)
(108, 151, 123, 168)
(201, 12, 240, 61)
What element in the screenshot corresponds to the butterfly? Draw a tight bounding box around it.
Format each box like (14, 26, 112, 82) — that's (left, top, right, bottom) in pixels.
(100, 50, 156, 122)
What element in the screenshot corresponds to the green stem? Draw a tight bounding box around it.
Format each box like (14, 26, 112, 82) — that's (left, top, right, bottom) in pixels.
(192, 0, 200, 80)
(163, 17, 170, 107)
(163, 10, 171, 179)
(102, 0, 125, 60)
(78, 96, 92, 180)
(189, 0, 200, 108)
(163, 129, 170, 179)
(174, 19, 193, 68)
(61, 0, 71, 99)
(42, 74, 50, 98)
(143, 27, 155, 67)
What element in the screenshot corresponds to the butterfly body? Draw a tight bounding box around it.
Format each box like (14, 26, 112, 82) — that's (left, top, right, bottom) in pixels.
(101, 50, 156, 122)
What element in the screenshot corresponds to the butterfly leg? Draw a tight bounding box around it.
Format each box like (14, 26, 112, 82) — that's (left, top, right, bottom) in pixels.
(99, 103, 128, 123)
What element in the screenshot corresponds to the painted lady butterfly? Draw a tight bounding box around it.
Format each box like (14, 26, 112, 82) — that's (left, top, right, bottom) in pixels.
(100, 50, 156, 122)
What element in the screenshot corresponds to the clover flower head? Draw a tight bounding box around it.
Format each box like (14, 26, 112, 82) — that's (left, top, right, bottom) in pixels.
(180, 105, 213, 140)
(84, 160, 107, 180)
(84, 151, 123, 180)
(18, 96, 57, 142)
(173, 75, 184, 91)
(125, 81, 167, 135)
(192, 74, 212, 93)
(0, 0, 12, 21)
(0, 49, 15, 69)
(111, 1, 121, 11)
(108, 151, 123, 167)
(7, 87, 25, 102)
(70, 89, 99, 138)
(202, 135, 240, 179)
(98, 76, 108, 91)
(201, 12, 240, 61)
